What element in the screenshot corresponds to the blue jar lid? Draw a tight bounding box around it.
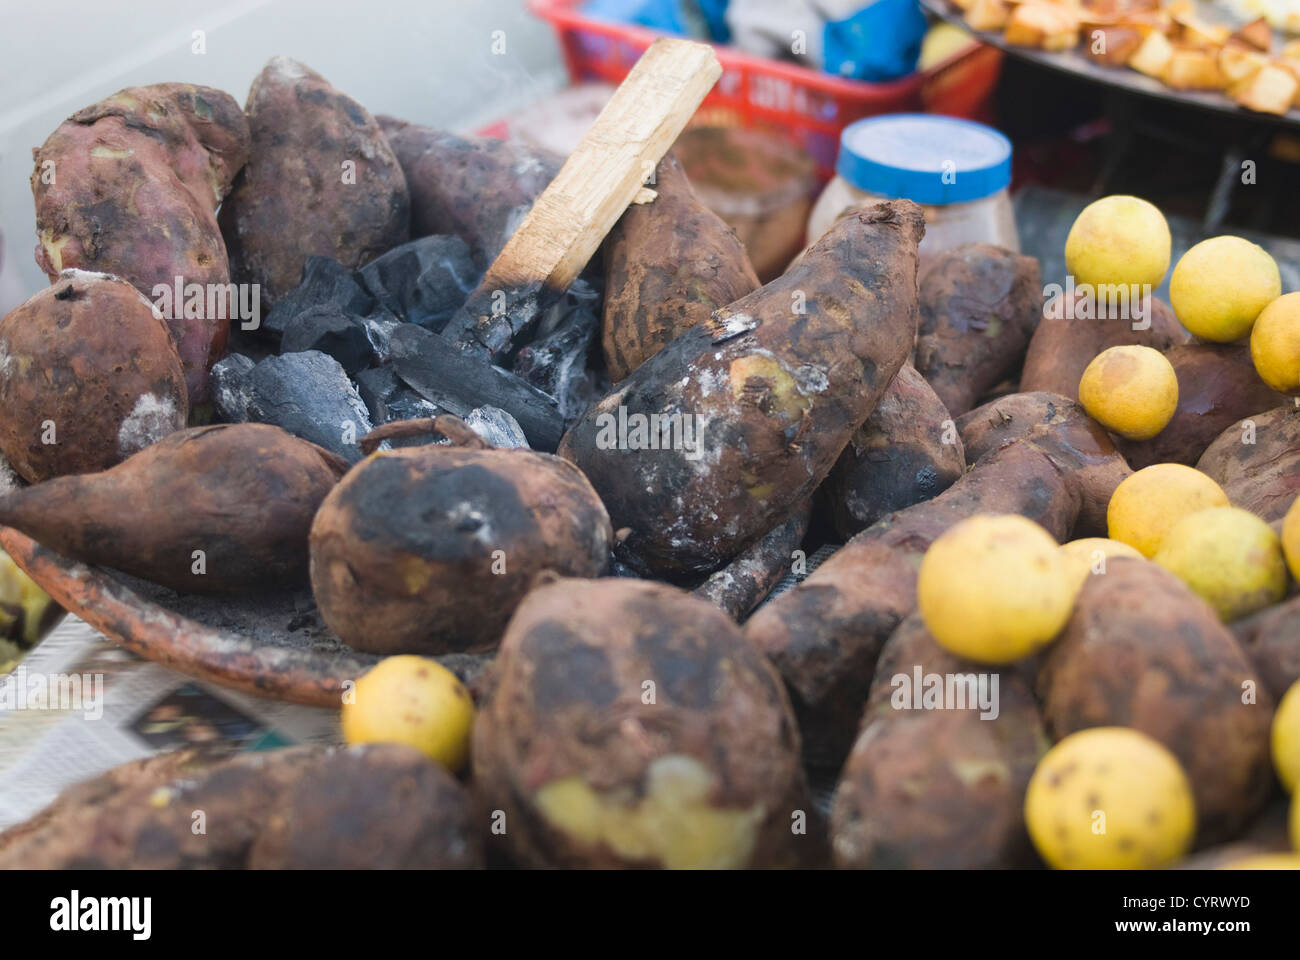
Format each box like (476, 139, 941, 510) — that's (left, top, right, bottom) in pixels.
(836, 114, 1012, 206)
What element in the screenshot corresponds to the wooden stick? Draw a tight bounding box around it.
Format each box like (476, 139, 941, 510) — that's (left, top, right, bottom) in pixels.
(444, 37, 722, 358)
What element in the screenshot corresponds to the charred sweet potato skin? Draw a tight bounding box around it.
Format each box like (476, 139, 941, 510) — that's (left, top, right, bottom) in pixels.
(0, 745, 481, 869)
(602, 153, 759, 382)
(220, 58, 409, 306)
(1233, 594, 1300, 701)
(30, 83, 250, 402)
(1037, 559, 1275, 845)
(1020, 293, 1189, 397)
(1196, 404, 1300, 523)
(560, 200, 925, 578)
(472, 577, 814, 868)
(1116, 344, 1286, 469)
(831, 614, 1046, 869)
(0, 271, 187, 482)
(912, 243, 1042, 416)
(309, 445, 611, 656)
(0, 423, 346, 594)
(380, 119, 559, 266)
(825, 362, 966, 538)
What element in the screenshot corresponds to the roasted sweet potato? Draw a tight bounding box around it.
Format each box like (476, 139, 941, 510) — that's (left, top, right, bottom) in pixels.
(1115, 343, 1286, 468)
(0, 745, 481, 869)
(31, 82, 250, 403)
(824, 362, 966, 538)
(831, 614, 1046, 869)
(471, 577, 816, 869)
(1196, 404, 1300, 523)
(310, 416, 611, 655)
(602, 152, 759, 382)
(0, 270, 187, 482)
(220, 58, 409, 306)
(912, 243, 1042, 416)
(560, 200, 925, 578)
(0, 423, 346, 594)
(746, 409, 1129, 766)
(379, 118, 559, 266)
(1037, 558, 1275, 844)
(692, 499, 810, 619)
(1020, 293, 1189, 397)
(1232, 594, 1300, 701)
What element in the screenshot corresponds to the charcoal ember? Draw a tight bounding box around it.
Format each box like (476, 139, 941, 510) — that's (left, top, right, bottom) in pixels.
(361, 312, 403, 364)
(280, 309, 375, 375)
(608, 554, 642, 578)
(464, 405, 529, 449)
(357, 235, 478, 332)
(512, 284, 601, 421)
(262, 256, 377, 342)
(387, 324, 564, 451)
(210, 353, 255, 423)
(247, 351, 373, 461)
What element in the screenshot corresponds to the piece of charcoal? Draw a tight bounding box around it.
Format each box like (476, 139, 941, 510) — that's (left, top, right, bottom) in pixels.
(210, 353, 255, 423)
(280, 309, 376, 375)
(357, 235, 478, 332)
(262, 256, 377, 341)
(464, 406, 529, 449)
(353, 365, 402, 423)
(512, 284, 600, 421)
(387, 324, 564, 451)
(247, 351, 373, 461)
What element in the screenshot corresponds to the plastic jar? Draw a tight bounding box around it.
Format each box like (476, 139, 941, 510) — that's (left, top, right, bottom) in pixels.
(807, 114, 1017, 262)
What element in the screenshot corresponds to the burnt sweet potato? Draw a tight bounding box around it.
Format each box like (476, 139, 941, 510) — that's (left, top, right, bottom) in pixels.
(1196, 404, 1300, 523)
(0, 423, 346, 594)
(1115, 343, 1287, 468)
(379, 118, 559, 266)
(830, 614, 1046, 869)
(471, 577, 816, 869)
(1020, 292, 1189, 398)
(310, 416, 611, 655)
(1232, 594, 1300, 701)
(31, 82, 250, 403)
(824, 362, 966, 538)
(560, 200, 925, 578)
(0, 745, 481, 869)
(220, 58, 409, 306)
(912, 243, 1042, 416)
(746, 410, 1129, 767)
(1037, 558, 1275, 844)
(602, 152, 759, 382)
(692, 499, 810, 620)
(0, 270, 187, 482)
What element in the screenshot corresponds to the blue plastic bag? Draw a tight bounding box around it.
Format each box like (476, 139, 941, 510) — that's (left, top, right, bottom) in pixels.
(823, 0, 926, 81)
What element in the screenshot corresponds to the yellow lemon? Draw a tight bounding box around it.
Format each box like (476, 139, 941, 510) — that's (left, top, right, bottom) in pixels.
(1060, 537, 1145, 595)
(1025, 727, 1196, 869)
(1078, 345, 1179, 440)
(1251, 292, 1300, 394)
(1220, 853, 1300, 869)
(1153, 506, 1287, 622)
(1284, 495, 1300, 582)
(917, 514, 1074, 663)
(1107, 464, 1229, 558)
(1065, 195, 1171, 294)
(1273, 680, 1300, 794)
(1169, 236, 1280, 342)
(341, 655, 474, 771)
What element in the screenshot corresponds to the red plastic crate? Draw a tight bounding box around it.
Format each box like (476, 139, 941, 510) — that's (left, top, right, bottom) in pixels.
(530, 0, 1003, 180)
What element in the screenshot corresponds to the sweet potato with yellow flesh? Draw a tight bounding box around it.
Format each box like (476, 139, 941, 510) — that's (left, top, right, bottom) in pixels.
(310, 417, 611, 656)
(220, 58, 409, 307)
(602, 153, 759, 383)
(0, 270, 187, 482)
(831, 614, 1046, 869)
(560, 200, 924, 578)
(912, 243, 1042, 417)
(1037, 558, 1274, 844)
(1115, 344, 1287, 468)
(1196, 405, 1300, 523)
(31, 83, 249, 403)
(0, 423, 345, 594)
(379, 118, 559, 267)
(0, 744, 481, 869)
(746, 411, 1129, 767)
(471, 577, 816, 869)
(825, 362, 966, 538)
(1021, 293, 1188, 397)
